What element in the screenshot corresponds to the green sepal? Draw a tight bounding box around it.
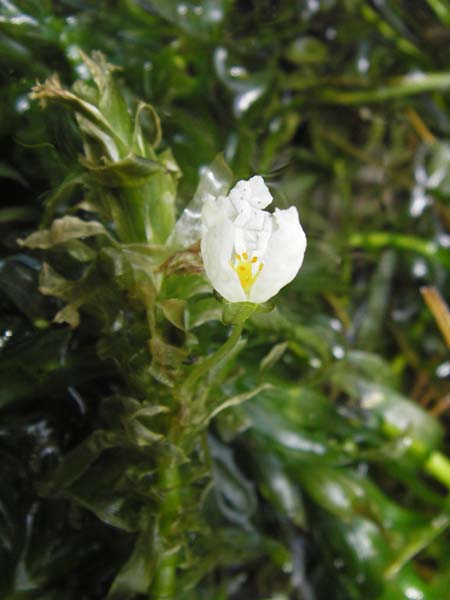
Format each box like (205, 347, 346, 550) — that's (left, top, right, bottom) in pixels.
(222, 299, 275, 325)
(222, 301, 257, 325)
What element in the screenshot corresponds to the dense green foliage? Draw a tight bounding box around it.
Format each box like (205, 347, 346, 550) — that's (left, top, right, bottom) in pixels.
(1, 1, 450, 599)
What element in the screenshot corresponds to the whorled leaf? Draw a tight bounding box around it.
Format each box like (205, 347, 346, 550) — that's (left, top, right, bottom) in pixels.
(18, 216, 110, 249)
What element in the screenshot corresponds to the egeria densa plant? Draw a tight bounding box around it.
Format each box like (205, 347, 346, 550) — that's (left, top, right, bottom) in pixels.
(19, 49, 450, 600)
(23, 52, 307, 599)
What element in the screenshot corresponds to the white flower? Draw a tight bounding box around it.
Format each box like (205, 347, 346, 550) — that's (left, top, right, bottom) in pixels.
(201, 175, 307, 303)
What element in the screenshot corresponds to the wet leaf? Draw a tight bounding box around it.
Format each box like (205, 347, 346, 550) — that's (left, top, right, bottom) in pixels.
(19, 216, 110, 249)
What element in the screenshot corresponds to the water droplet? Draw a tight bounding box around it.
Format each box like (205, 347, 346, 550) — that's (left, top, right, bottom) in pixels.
(230, 65, 247, 77)
(309, 357, 322, 368)
(436, 361, 450, 378)
(208, 7, 223, 22)
(25, 419, 52, 438)
(357, 56, 369, 73)
(410, 187, 430, 217)
(330, 318, 342, 331)
(307, 0, 320, 12)
(392, 305, 415, 322)
(177, 3, 188, 15)
(269, 117, 282, 133)
(361, 390, 383, 409)
(75, 64, 90, 80)
(359, 107, 372, 120)
(15, 95, 30, 113)
(332, 345, 345, 359)
(0, 329, 12, 348)
(438, 233, 450, 248)
(234, 88, 264, 116)
(412, 258, 427, 278)
(405, 587, 424, 600)
(193, 5, 203, 15)
(358, 463, 368, 476)
(407, 70, 426, 83)
(66, 44, 80, 61)
(415, 163, 427, 186)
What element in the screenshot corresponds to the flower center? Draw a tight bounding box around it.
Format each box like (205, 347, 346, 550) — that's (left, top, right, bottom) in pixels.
(231, 252, 263, 293)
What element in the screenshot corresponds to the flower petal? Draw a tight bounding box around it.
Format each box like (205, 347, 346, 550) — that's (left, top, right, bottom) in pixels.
(201, 210, 246, 303)
(246, 175, 273, 209)
(248, 206, 306, 303)
(228, 175, 272, 210)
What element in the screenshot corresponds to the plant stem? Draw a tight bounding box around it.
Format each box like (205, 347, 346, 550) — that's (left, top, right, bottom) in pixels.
(424, 451, 450, 491)
(382, 422, 450, 493)
(150, 460, 180, 600)
(150, 324, 245, 597)
(149, 323, 244, 600)
(180, 322, 245, 398)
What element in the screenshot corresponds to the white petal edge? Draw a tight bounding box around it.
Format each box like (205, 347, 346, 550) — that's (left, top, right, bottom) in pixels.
(248, 206, 306, 303)
(228, 175, 273, 210)
(201, 213, 246, 303)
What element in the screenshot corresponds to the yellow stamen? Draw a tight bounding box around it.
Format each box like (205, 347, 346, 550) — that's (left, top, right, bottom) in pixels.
(231, 253, 264, 292)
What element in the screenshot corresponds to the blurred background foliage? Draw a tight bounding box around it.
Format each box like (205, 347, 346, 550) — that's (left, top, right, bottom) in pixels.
(1, 0, 450, 598)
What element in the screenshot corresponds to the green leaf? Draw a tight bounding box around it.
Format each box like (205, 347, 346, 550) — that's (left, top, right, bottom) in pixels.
(209, 435, 257, 530)
(254, 452, 307, 528)
(285, 36, 329, 65)
(80, 50, 133, 147)
(0, 161, 28, 186)
(161, 298, 186, 330)
(149, 334, 187, 387)
(18, 216, 109, 249)
(80, 154, 164, 188)
(204, 383, 272, 425)
(331, 365, 444, 452)
(187, 297, 222, 329)
(108, 527, 155, 599)
(30, 74, 126, 160)
(125, 420, 163, 447)
(260, 342, 288, 371)
(38, 430, 129, 496)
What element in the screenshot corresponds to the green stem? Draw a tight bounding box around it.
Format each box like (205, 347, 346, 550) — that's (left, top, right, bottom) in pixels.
(150, 324, 245, 597)
(179, 322, 245, 398)
(314, 71, 450, 105)
(150, 461, 180, 600)
(382, 422, 450, 492)
(424, 451, 450, 490)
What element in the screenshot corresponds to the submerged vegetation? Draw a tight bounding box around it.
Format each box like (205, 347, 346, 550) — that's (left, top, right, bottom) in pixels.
(1, 1, 450, 598)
